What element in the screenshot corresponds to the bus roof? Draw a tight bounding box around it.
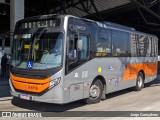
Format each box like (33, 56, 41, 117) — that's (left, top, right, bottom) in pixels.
(65, 15, 157, 38)
(102, 22, 136, 31)
(17, 14, 158, 38)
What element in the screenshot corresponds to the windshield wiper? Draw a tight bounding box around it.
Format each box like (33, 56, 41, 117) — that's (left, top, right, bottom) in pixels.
(36, 28, 48, 42)
(31, 28, 48, 60)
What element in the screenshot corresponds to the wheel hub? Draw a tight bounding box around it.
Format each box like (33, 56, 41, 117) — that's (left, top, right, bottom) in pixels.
(138, 77, 143, 88)
(90, 85, 100, 98)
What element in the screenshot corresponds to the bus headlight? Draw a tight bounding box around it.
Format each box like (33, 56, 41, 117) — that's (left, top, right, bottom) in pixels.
(49, 77, 61, 88)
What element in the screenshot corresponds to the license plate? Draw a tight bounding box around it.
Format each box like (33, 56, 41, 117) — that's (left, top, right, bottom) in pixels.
(20, 94, 30, 100)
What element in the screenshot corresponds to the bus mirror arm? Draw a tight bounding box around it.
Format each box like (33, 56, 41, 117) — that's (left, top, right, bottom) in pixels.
(32, 28, 48, 60)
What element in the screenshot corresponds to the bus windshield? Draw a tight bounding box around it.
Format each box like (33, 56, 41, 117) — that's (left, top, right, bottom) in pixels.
(12, 32, 63, 69)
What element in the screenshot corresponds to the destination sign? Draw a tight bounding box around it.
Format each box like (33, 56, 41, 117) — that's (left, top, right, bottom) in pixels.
(20, 19, 60, 29)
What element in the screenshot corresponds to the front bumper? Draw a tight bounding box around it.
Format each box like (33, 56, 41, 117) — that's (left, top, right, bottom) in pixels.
(9, 78, 68, 104)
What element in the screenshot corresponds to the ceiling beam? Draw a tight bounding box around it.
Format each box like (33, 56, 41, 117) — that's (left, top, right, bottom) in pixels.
(147, 0, 160, 8)
(51, 0, 89, 13)
(130, 0, 160, 20)
(90, 0, 103, 20)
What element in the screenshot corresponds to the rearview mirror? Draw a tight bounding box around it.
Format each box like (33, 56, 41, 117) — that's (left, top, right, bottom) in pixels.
(77, 39, 83, 51)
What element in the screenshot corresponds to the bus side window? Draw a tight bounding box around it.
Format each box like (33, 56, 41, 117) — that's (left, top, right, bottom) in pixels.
(130, 33, 138, 57)
(67, 34, 89, 72)
(111, 30, 130, 57)
(155, 37, 158, 56)
(152, 37, 157, 57)
(150, 37, 154, 57)
(96, 29, 111, 57)
(154, 37, 157, 57)
(146, 37, 152, 57)
(143, 36, 149, 57)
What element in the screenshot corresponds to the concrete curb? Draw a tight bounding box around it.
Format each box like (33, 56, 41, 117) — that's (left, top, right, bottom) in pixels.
(0, 96, 12, 101)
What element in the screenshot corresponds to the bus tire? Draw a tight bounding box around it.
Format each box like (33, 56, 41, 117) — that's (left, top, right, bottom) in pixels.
(85, 79, 103, 104)
(134, 72, 144, 91)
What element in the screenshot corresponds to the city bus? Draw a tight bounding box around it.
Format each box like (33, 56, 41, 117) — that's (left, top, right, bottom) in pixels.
(9, 14, 158, 104)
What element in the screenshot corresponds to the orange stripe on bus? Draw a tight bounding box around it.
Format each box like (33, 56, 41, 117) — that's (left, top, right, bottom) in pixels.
(123, 62, 157, 81)
(10, 73, 50, 93)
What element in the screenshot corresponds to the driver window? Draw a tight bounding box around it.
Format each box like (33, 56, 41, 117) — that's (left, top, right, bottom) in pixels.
(69, 34, 77, 59)
(68, 34, 89, 60)
(67, 33, 89, 72)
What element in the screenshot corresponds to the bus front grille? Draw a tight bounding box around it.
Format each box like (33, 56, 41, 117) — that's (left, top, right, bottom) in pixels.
(11, 68, 50, 79)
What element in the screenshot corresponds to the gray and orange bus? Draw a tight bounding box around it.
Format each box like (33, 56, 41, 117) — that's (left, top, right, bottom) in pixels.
(9, 14, 158, 104)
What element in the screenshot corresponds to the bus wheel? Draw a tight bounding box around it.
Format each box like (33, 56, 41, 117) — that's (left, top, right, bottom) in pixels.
(134, 72, 144, 91)
(85, 79, 103, 104)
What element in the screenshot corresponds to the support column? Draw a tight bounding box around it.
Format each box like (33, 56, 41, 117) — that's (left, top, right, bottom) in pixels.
(10, 0, 24, 48)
